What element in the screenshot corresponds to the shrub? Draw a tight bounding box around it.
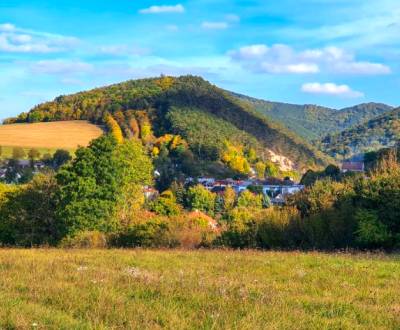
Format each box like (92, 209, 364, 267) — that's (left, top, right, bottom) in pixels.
(355, 209, 391, 248)
(186, 184, 216, 216)
(237, 190, 262, 209)
(150, 196, 182, 216)
(60, 231, 108, 248)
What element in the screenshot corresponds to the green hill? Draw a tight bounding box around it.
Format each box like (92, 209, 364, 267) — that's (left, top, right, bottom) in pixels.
(320, 108, 400, 159)
(6, 76, 330, 171)
(234, 93, 394, 141)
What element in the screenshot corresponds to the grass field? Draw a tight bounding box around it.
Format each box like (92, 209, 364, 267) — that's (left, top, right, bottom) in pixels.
(0, 250, 399, 329)
(0, 121, 103, 158)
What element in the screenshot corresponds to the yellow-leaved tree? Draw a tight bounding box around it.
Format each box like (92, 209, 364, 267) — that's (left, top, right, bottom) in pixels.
(222, 141, 250, 174)
(105, 114, 124, 144)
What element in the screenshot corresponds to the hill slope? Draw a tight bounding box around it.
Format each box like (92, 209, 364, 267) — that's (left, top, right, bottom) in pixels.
(320, 108, 400, 159)
(235, 93, 394, 141)
(7, 76, 330, 170)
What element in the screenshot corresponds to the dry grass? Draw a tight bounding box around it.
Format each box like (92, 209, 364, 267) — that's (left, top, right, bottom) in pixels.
(0, 121, 103, 150)
(0, 249, 399, 329)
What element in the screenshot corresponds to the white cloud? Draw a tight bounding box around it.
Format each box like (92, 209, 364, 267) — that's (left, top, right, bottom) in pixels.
(166, 24, 179, 32)
(331, 61, 391, 75)
(301, 82, 364, 98)
(0, 23, 79, 53)
(139, 4, 184, 14)
(229, 44, 391, 75)
(262, 63, 319, 74)
(31, 60, 93, 74)
(225, 14, 240, 23)
(0, 23, 16, 32)
(201, 21, 229, 30)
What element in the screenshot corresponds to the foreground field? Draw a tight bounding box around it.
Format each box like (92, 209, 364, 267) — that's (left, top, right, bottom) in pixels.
(0, 121, 103, 153)
(0, 250, 399, 329)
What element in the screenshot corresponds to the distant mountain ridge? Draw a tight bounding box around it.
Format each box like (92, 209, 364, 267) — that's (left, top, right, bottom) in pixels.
(5, 75, 331, 171)
(234, 92, 394, 141)
(320, 107, 400, 159)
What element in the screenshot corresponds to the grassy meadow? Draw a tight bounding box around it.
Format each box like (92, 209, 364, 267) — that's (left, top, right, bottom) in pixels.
(0, 250, 399, 329)
(0, 121, 103, 158)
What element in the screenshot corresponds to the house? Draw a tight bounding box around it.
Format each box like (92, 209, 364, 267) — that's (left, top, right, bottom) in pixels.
(143, 186, 159, 200)
(17, 160, 31, 168)
(341, 161, 364, 173)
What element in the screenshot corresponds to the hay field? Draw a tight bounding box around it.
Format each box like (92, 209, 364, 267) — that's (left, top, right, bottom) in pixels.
(0, 121, 103, 150)
(0, 249, 399, 329)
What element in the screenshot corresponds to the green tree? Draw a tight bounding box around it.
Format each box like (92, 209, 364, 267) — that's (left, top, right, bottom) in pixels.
(56, 135, 153, 235)
(254, 161, 266, 179)
(355, 209, 391, 248)
(265, 161, 279, 177)
(12, 147, 25, 160)
(0, 174, 60, 246)
(28, 148, 41, 166)
(52, 149, 72, 169)
(186, 184, 216, 215)
(223, 186, 236, 212)
(237, 190, 262, 209)
(150, 192, 181, 216)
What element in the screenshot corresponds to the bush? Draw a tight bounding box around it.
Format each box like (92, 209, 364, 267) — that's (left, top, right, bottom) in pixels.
(150, 196, 182, 216)
(60, 231, 108, 248)
(355, 209, 391, 248)
(110, 211, 219, 249)
(237, 190, 262, 209)
(186, 184, 216, 215)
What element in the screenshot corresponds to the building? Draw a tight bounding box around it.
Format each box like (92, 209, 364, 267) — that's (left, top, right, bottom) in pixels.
(341, 161, 365, 173)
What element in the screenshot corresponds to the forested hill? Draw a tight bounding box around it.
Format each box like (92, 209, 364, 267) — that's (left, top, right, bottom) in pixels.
(320, 108, 400, 159)
(5, 75, 330, 170)
(234, 93, 394, 141)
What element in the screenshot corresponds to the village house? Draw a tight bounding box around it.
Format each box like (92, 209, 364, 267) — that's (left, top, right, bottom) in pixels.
(341, 161, 365, 173)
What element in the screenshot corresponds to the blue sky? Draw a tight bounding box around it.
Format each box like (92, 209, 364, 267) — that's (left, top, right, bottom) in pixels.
(0, 0, 399, 119)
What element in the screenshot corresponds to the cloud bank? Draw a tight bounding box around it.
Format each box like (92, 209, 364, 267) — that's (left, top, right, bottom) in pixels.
(139, 4, 185, 14)
(301, 82, 364, 98)
(229, 44, 391, 75)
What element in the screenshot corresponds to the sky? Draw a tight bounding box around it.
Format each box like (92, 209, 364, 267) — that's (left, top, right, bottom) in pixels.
(0, 0, 399, 119)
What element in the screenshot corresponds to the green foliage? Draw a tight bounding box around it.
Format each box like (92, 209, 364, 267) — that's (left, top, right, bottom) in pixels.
(254, 161, 266, 179)
(56, 135, 153, 236)
(60, 230, 108, 248)
(186, 184, 216, 215)
(321, 108, 400, 159)
(150, 193, 182, 216)
(12, 147, 25, 160)
(28, 148, 40, 161)
(10, 75, 330, 170)
(0, 174, 60, 247)
(238, 92, 394, 141)
(300, 164, 342, 186)
(354, 210, 391, 248)
(223, 186, 236, 212)
(265, 161, 279, 177)
(237, 190, 263, 209)
(52, 149, 72, 169)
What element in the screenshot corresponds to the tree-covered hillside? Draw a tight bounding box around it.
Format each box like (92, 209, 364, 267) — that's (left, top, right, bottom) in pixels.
(235, 93, 394, 141)
(320, 108, 400, 159)
(5, 75, 330, 171)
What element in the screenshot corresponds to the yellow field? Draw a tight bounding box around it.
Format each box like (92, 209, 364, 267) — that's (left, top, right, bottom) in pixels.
(0, 121, 103, 150)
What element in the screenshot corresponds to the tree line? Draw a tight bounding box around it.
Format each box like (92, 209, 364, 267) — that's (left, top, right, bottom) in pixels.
(0, 132, 398, 250)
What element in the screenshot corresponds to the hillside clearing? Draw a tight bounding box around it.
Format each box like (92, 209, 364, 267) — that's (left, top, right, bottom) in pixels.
(0, 249, 399, 329)
(0, 121, 103, 151)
